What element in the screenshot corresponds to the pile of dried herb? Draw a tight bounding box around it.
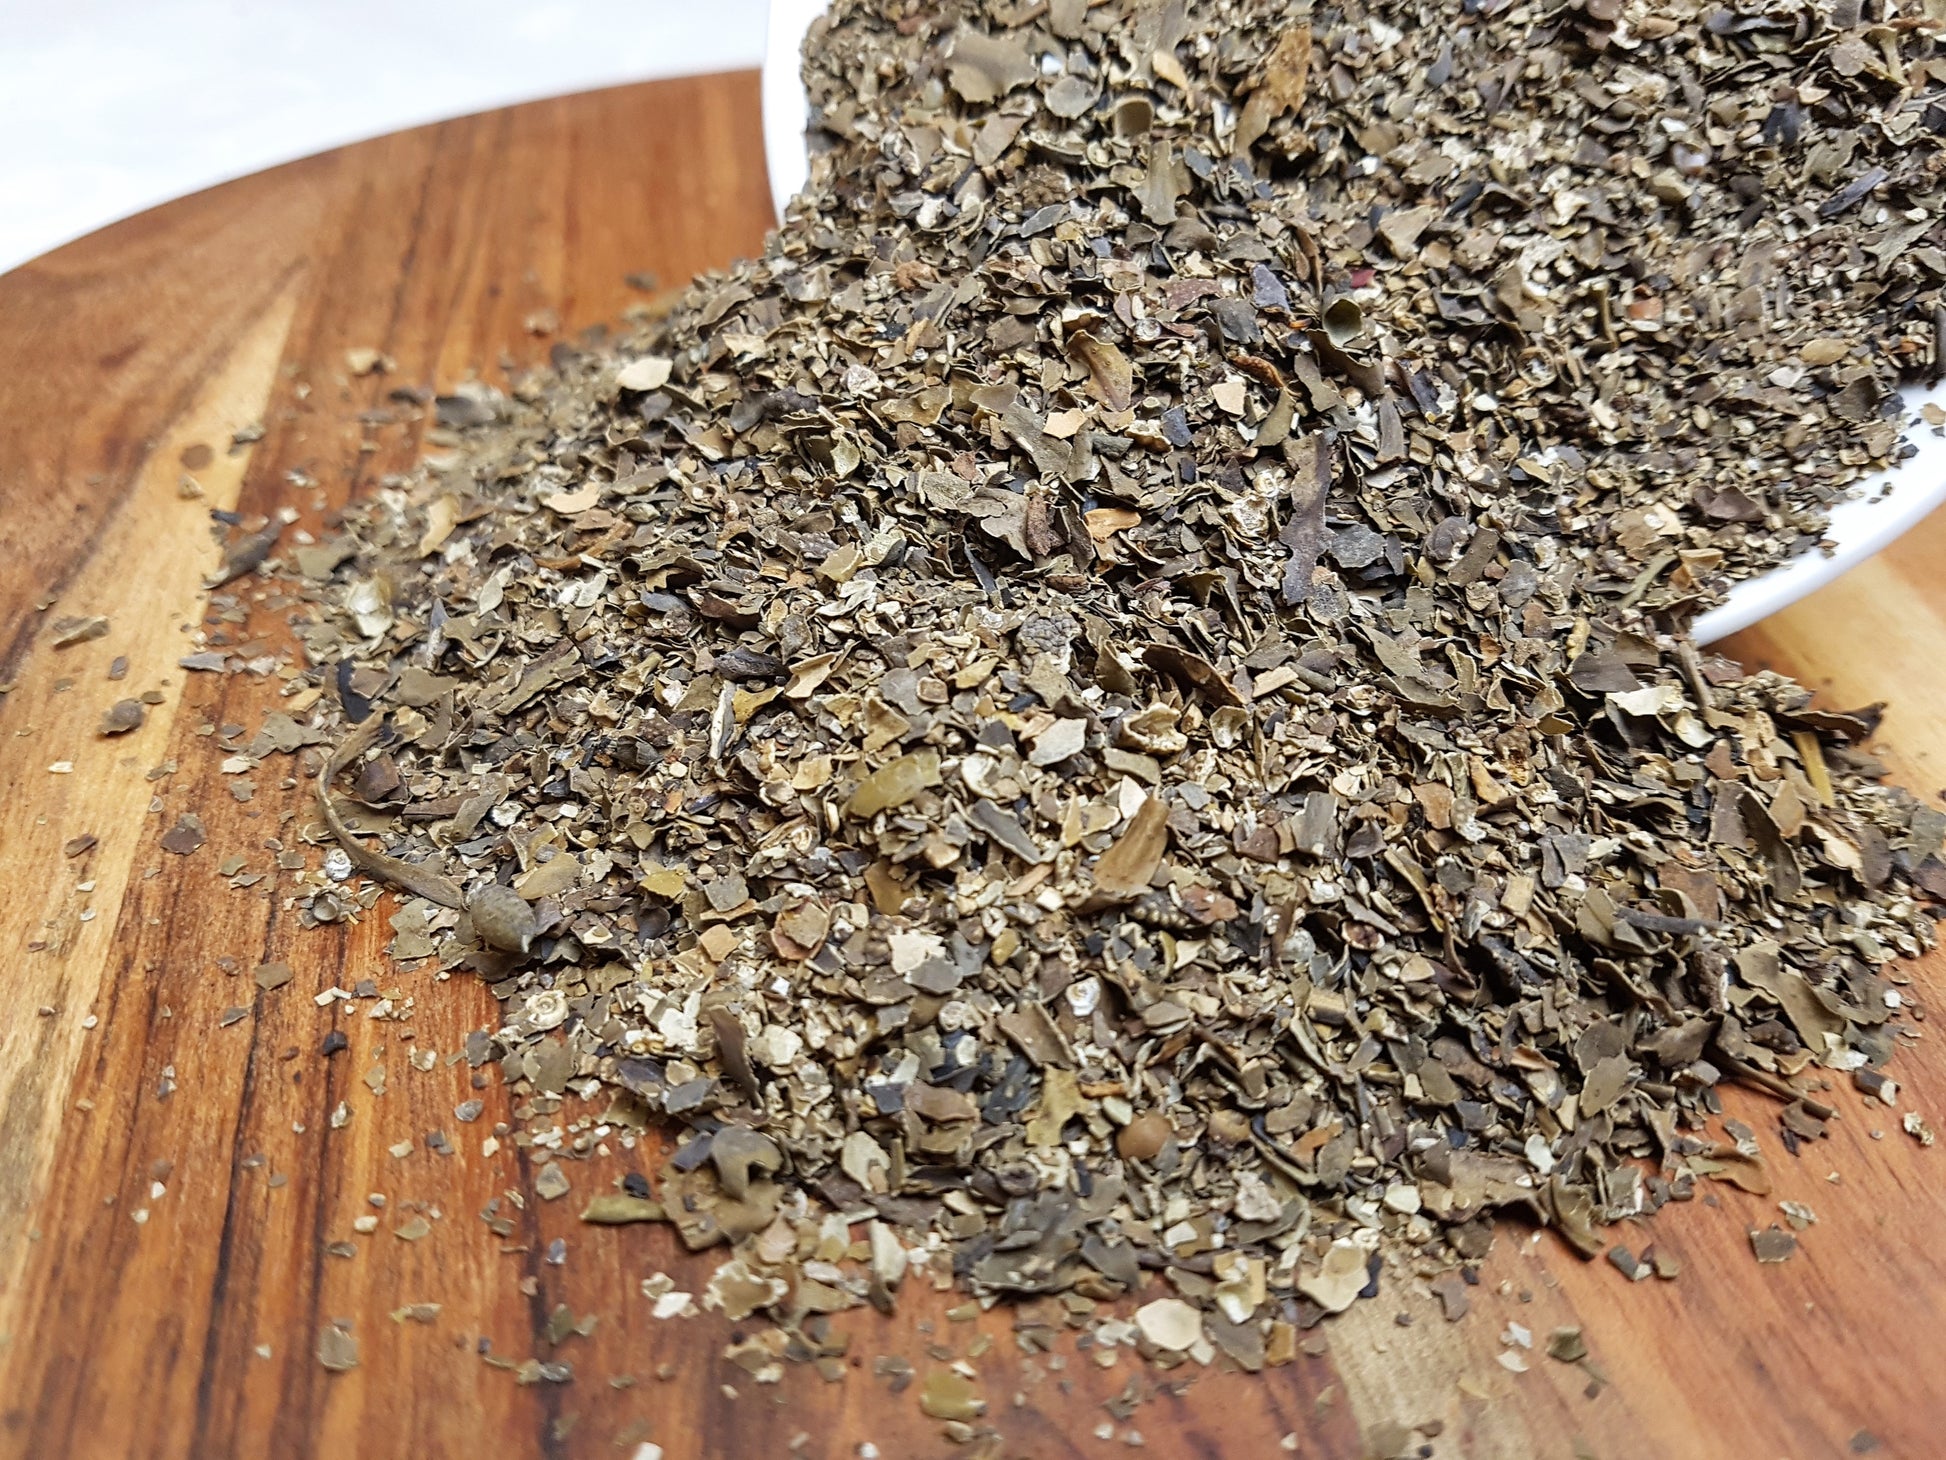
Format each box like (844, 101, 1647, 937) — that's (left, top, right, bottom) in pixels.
(219, 0, 1946, 1382)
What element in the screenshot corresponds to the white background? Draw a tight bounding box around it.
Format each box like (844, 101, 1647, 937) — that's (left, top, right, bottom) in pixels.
(0, 0, 768, 275)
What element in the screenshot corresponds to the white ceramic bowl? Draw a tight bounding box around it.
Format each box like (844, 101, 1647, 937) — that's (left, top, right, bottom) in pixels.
(760, 1, 1946, 643)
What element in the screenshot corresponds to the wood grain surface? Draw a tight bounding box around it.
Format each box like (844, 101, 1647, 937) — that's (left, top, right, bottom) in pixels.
(1, 70, 1943, 1460)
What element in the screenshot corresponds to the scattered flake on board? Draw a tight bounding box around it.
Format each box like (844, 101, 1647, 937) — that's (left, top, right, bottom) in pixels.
(1134, 1298, 1204, 1354)
(99, 698, 145, 736)
(254, 962, 294, 992)
(1427, 1272, 1470, 1322)
(50, 615, 111, 649)
(158, 814, 206, 856)
(918, 1368, 987, 1422)
(1750, 1226, 1799, 1264)
(1546, 1327, 1588, 1365)
(316, 1322, 359, 1372)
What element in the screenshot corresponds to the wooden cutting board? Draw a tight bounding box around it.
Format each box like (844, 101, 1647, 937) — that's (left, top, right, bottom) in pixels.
(2, 71, 1943, 1460)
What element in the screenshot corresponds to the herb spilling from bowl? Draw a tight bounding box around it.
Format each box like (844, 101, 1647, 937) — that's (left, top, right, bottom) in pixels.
(206, 0, 1946, 1421)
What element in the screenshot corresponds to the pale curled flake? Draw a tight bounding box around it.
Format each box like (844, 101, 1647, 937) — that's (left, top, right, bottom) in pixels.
(1134, 1298, 1204, 1352)
(542, 483, 602, 516)
(651, 1291, 696, 1320)
(705, 1258, 787, 1321)
(868, 1221, 907, 1290)
(1028, 718, 1087, 767)
(1321, 298, 1365, 351)
(616, 355, 673, 392)
(841, 1131, 890, 1192)
(1297, 1242, 1370, 1315)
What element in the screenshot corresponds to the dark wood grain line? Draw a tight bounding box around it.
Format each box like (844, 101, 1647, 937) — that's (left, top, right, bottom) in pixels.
(189, 978, 269, 1449)
(279, 929, 355, 1460)
(512, 1143, 570, 1460)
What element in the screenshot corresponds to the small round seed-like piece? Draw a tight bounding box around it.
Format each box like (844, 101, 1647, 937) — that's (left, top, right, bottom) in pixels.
(1116, 1111, 1172, 1162)
(468, 883, 537, 954)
